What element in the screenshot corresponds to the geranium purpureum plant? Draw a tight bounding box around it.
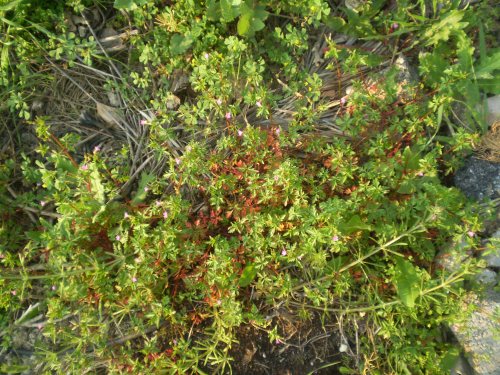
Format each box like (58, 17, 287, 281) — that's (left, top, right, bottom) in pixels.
(1, 0, 498, 373)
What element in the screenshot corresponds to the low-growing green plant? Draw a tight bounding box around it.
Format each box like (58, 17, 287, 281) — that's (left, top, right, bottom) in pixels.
(1, 0, 496, 374)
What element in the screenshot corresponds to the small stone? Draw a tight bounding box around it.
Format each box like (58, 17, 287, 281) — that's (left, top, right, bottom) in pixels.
(475, 269, 497, 286)
(486, 95, 500, 126)
(454, 157, 500, 201)
(451, 292, 500, 375)
(483, 230, 500, 268)
(78, 25, 87, 38)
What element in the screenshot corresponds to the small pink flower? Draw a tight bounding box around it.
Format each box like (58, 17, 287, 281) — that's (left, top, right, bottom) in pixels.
(237, 130, 243, 137)
(40, 201, 46, 207)
(173, 339, 177, 345)
(216, 98, 222, 105)
(275, 127, 281, 136)
(132, 277, 137, 283)
(417, 172, 424, 177)
(467, 231, 475, 238)
(124, 212, 129, 219)
(11, 290, 16, 296)
(144, 186, 149, 192)
(204, 53, 209, 60)
(81, 164, 89, 171)
(37, 324, 43, 330)
(392, 22, 399, 30)
(93, 145, 101, 153)
(281, 248, 287, 256)
(156, 200, 162, 206)
(0, 253, 4, 259)
(115, 235, 121, 241)
(256, 100, 262, 108)
(163, 211, 168, 219)
(274, 175, 279, 182)
(275, 338, 283, 344)
(216, 299, 222, 305)
(340, 97, 347, 105)
(225, 112, 232, 120)
(51, 285, 56, 291)
(175, 157, 181, 165)
(332, 235, 339, 242)
(140, 119, 147, 126)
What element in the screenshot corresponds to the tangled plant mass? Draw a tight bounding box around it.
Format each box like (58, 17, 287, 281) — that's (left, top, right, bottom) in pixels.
(1, 0, 499, 373)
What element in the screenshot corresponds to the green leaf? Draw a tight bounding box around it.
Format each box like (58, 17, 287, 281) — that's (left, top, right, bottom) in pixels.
(397, 180, 416, 195)
(237, 12, 251, 35)
(237, 1, 267, 36)
(131, 173, 155, 205)
(254, 5, 268, 20)
(423, 10, 468, 46)
(323, 16, 346, 32)
(170, 34, 193, 56)
(207, 0, 221, 20)
(90, 169, 105, 204)
(220, 0, 237, 22)
(403, 147, 421, 170)
(0, 0, 22, 12)
(114, 0, 134, 10)
(339, 215, 371, 234)
(239, 263, 257, 287)
(394, 257, 420, 308)
(251, 17, 265, 32)
(475, 50, 500, 80)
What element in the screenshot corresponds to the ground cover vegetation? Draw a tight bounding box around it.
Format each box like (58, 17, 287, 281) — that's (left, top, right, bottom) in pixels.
(1, 0, 499, 373)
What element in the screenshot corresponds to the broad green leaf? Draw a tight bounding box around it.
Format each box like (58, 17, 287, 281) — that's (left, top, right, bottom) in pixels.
(90, 169, 105, 204)
(170, 34, 193, 55)
(251, 18, 265, 32)
(237, 12, 251, 35)
(207, 0, 221, 20)
(239, 263, 257, 287)
(237, 2, 267, 36)
(323, 16, 346, 32)
(131, 172, 155, 205)
(423, 10, 468, 46)
(475, 50, 500, 80)
(114, 0, 134, 9)
(394, 257, 420, 308)
(220, 0, 237, 22)
(253, 5, 268, 21)
(339, 215, 371, 234)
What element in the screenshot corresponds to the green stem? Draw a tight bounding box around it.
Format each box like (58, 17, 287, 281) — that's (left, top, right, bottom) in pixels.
(288, 300, 400, 314)
(292, 222, 424, 292)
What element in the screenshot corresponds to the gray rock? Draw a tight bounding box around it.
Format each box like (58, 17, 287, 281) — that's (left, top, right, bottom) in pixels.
(393, 55, 419, 85)
(435, 237, 471, 272)
(451, 292, 500, 375)
(454, 157, 500, 201)
(475, 268, 498, 286)
(483, 230, 500, 268)
(486, 95, 500, 126)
